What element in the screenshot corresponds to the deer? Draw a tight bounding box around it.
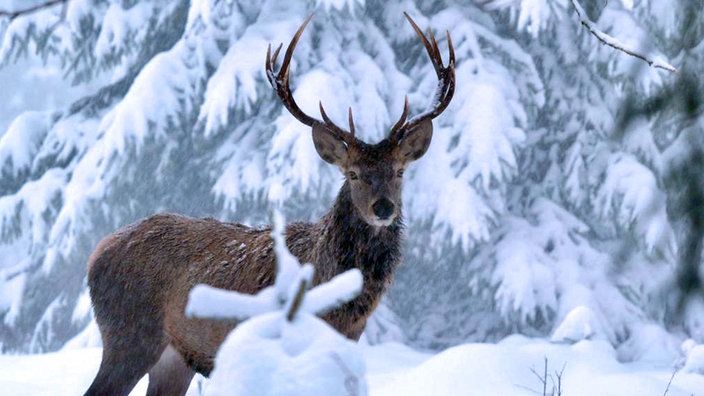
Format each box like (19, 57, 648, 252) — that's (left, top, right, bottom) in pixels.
(84, 12, 454, 396)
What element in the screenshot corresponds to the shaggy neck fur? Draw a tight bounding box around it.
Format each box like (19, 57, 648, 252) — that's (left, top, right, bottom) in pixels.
(314, 181, 403, 283)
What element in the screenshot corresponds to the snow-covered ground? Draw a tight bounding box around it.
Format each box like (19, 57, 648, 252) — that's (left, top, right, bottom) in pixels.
(2, 336, 703, 395)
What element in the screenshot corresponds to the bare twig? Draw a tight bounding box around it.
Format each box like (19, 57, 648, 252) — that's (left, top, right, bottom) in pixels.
(527, 357, 567, 396)
(662, 368, 677, 396)
(552, 362, 566, 396)
(0, 0, 67, 21)
(285, 278, 308, 322)
(570, 0, 677, 73)
(529, 357, 549, 396)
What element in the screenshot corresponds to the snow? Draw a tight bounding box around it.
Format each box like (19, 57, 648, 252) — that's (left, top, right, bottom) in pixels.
(98, 40, 200, 153)
(94, 3, 155, 60)
(650, 56, 677, 73)
(316, 0, 365, 13)
(682, 343, 704, 375)
(1, 336, 703, 395)
(0, 111, 52, 175)
(550, 305, 597, 343)
(373, 336, 704, 396)
(493, 215, 558, 323)
(454, 76, 523, 191)
(198, 19, 281, 135)
(683, 298, 704, 343)
(0, 270, 24, 326)
(616, 324, 682, 365)
(0, 167, 66, 278)
(482, 0, 556, 37)
(206, 313, 367, 396)
(597, 153, 675, 255)
(302, 269, 362, 315)
(187, 284, 279, 321)
(0, 0, 701, 373)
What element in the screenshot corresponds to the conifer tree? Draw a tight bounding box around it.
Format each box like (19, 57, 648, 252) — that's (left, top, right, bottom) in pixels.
(0, 0, 700, 357)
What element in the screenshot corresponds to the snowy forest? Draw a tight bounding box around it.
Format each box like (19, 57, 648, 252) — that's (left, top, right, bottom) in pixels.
(1, 0, 703, 379)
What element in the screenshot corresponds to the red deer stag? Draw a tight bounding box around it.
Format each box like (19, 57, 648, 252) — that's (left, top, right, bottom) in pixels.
(84, 13, 454, 396)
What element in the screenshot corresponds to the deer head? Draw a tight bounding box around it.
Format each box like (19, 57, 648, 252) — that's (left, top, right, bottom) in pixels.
(266, 13, 455, 227)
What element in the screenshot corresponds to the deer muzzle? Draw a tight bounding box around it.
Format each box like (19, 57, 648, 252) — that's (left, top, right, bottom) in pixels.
(372, 197, 395, 220)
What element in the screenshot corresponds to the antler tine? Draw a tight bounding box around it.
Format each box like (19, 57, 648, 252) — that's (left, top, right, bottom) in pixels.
(319, 102, 355, 143)
(348, 107, 356, 137)
(279, 16, 311, 81)
(447, 30, 455, 67)
(266, 43, 283, 80)
(266, 15, 353, 140)
(427, 29, 443, 74)
(390, 96, 410, 135)
(393, 13, 456, 138)
(403, 12, 430, 59)
(429, 31, 456, 117)
(318, 101, 334, 125)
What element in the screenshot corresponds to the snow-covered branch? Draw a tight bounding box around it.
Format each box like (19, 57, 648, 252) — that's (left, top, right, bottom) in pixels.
(1, 0, 700, 358)
(0, 0, 67, 20)
(570, 0, 676, 73)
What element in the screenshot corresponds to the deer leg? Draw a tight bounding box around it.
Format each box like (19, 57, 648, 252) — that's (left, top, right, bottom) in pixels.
(85, 305, 170, 396)
(146, 344, 196, 396)
(84, 340, 162, 396)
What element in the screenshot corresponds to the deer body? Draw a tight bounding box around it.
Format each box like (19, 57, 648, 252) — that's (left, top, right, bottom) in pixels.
(85, 13, 454, 396)
(86, 183, 400, 394)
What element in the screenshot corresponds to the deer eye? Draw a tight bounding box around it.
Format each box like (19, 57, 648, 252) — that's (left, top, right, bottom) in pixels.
(396, 169, 404, 178)
(348, 171, 358, 180)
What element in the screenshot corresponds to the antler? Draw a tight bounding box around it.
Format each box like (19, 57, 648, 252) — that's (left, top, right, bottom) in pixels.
(266, 16, 356, 144)
(390, 13, 456, 141)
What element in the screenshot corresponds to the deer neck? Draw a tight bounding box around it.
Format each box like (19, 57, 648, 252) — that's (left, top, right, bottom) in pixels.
(315, 181, 403, 285)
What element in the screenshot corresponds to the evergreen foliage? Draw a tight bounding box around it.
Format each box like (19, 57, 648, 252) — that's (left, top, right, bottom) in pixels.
(0, 0, 701, 356)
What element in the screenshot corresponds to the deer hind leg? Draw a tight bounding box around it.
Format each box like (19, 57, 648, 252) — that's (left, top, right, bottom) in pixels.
(146, 344, 196, 396)
(85, 304, 172, 396)
(84, 338, 166, 396)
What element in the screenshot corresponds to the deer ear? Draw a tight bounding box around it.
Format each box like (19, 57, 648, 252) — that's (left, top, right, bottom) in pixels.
(396, 119, 433, 162)
(313, 122, 348, 166)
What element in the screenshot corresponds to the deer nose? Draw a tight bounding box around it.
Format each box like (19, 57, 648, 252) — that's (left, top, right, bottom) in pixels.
(372, 198, 395, 219)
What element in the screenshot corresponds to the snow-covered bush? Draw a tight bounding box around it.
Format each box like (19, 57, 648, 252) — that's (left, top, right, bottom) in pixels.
(186, 212, 367, 395)
(201, 310, 366, 396)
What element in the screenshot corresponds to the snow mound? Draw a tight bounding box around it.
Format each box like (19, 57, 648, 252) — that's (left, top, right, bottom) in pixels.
(616, 323, 681, 364)
(551, 305, 596, 343)
(681, 341, 704, 375)
(207, 312, 366, 396)
(374, 335, 703, 396)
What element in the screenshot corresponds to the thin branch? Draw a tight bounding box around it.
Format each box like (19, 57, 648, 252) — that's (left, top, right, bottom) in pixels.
(570, 0, 677, 73)
(285, 278, 308, 322)
(0, 0, 67, 21)
(529, 357, 549, 396)
(662, 368, 677, 396)
(552, 362, 566, 396)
